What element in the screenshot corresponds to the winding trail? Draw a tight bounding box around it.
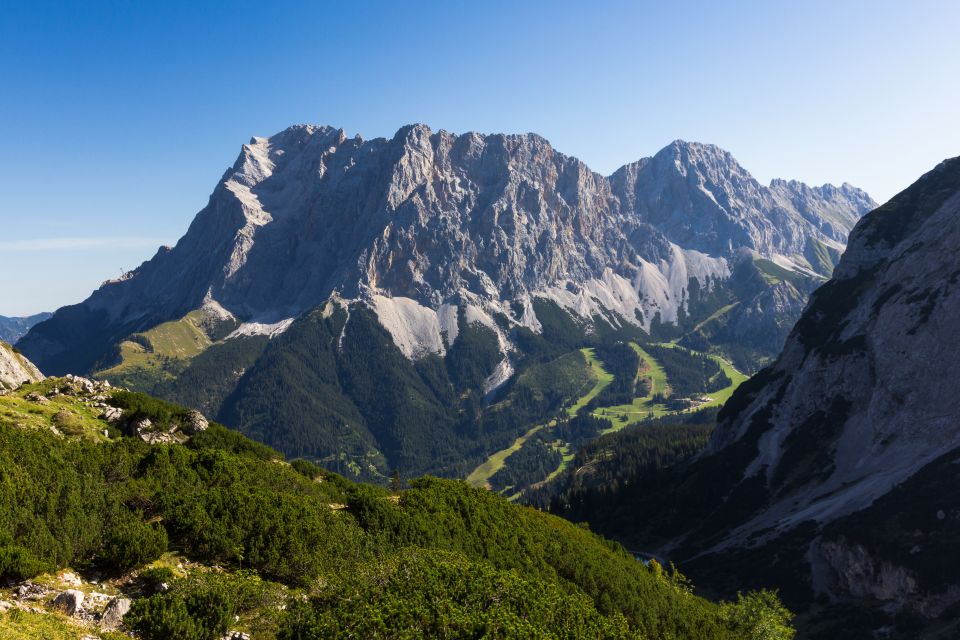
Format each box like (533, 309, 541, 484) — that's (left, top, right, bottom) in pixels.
(466, 348, 612, 489)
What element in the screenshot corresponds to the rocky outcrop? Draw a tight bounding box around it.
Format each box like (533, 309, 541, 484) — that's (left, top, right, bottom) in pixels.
(183, 409, 209, 435)
(51, 589, 84, 616)
(0, 341, 44, 390)
(812, 538, 919, 604)
(19, 124, 873, 375)
(100, 596, 131, 630)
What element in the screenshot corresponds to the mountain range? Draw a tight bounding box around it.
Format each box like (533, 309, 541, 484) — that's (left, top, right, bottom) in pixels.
(17, 124, 874, 479)
(0, 312, 51, 344)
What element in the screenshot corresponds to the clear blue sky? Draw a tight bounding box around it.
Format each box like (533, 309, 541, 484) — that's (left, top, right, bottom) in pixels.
(2, 0, 959, 316)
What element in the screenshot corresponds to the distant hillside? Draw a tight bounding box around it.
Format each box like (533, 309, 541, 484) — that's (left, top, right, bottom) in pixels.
(0, 312, 51, 344)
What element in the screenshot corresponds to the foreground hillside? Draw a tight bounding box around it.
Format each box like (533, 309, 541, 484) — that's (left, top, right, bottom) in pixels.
(0, 374, 793, 639)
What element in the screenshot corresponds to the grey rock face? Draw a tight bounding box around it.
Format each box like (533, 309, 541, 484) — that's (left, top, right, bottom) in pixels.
(19, 125, 873, 374)
(183, 410, 209, 435)
(0, 342, 44, 390)
(51, 589, 84, 616)
(610, 141, 871, 259)
(100, 596, 131, 630)
(707, 156, 960, 546)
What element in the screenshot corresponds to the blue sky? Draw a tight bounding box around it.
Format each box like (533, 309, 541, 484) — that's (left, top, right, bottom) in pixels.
(1, 0, 959, 316)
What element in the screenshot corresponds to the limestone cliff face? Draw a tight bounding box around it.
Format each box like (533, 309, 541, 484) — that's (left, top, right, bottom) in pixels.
(18, 124, 873, 374)
(0, 342, 44, 390)
(705, 156, 960, 546)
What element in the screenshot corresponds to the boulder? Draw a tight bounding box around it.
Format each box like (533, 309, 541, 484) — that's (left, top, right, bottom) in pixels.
(52, 589, 84, 615)
(183, 410, 209, 435)
(24, 392, 50, 405)
(58, 570, 82, 586)
(100, 406, 124, 423)
(13, 582, 47, 600)
(100, 596, 131, 630)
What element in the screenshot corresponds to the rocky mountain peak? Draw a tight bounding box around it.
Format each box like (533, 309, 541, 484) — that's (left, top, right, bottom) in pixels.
(18, 124, 874, 374)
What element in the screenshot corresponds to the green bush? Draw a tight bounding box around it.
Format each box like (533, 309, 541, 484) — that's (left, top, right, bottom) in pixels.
(103, 511, 168, 571)
(128, 594, 200, 640)
(187, 423, 279, 461)
(110, 390, 188, 427)
(0, 541, 51, 581)
(721, 590, 795, 640)
(0, 399, 792, 639)
(139, 565, 175, 591)
(277, 548, 635, 640)
(290, 458, 323, 479)
(127, 583, 233, 640)
(52, 408, 86, 436)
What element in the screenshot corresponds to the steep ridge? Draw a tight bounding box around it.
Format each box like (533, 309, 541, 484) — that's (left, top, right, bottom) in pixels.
(19, 125, 872, 376)
(706, 155, 960, 545)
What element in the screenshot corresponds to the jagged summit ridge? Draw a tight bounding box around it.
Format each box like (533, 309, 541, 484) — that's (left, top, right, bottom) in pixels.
(19, 123, 874, 373)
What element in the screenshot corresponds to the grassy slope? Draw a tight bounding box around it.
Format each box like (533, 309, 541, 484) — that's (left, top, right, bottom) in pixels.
(592, 342, 672, 423)
(0, 379, 112, 441)
(593, 342, 747, 426)
(467, 349, 607, 489)
(471, 341, 748, 494)
(465, 423, 546, 489)
(568, 348, 614, 416)
(753, 258, 810, 287)
(698, 350, 750, 408)
(678, 302, 741, 342)
(95, 309, 219, 387)
(0, 609, 89, 640)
